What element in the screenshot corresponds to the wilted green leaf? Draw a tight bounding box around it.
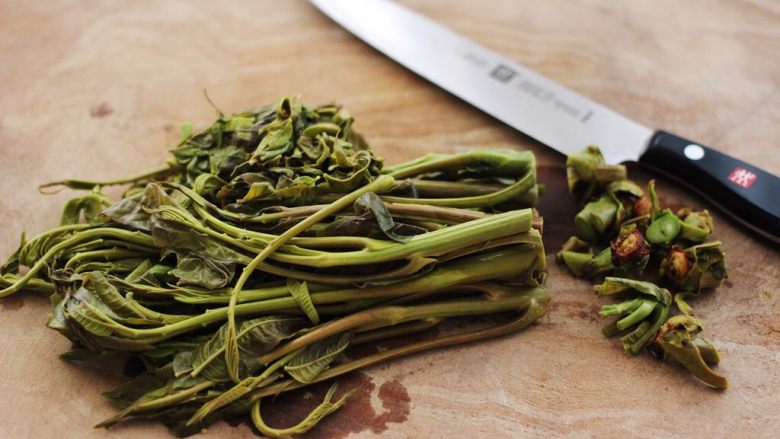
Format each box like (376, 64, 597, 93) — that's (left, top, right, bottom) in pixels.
(354, 192, 425, 243)
(174, 316, 306, 382)
(168, 252, 235, 289)
(285, 332, 352, 384)
(594, 277, 671, 306)
(287, 279, 319, 324)
(60, 191, 112, 225)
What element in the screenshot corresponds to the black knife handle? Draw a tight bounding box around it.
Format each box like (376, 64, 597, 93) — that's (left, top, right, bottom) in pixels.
(639, 130, 780, 244)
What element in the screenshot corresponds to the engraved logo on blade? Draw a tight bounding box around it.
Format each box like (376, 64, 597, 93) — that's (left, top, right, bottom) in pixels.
(728, 167, 757, 189)
(486, 62, 593, 124)
(490, 64, 517, 83)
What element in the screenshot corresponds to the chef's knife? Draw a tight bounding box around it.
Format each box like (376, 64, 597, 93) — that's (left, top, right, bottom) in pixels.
(310, 0, 780, 244)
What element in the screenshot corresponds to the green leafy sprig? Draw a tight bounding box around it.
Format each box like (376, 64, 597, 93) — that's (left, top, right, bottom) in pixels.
(0, 96, 550, 435)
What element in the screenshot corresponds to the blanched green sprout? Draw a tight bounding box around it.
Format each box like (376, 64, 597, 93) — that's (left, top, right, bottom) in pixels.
(0, 96, 550, 435)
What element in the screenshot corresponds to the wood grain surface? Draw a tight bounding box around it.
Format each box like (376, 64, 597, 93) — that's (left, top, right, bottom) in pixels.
(1, 0, 778, 438)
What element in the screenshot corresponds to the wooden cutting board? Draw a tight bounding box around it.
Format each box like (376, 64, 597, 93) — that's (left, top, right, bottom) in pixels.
(1, 1, 778, 437)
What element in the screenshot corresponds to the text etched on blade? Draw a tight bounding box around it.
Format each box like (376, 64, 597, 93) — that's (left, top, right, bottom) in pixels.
(482, 61, 593, 123)
(459, 52, 595, 124)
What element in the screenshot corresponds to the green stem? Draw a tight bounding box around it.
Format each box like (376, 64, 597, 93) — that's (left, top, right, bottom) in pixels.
(23, 223, 93, 241)
(627, 306, 669, 355)
(382, 202, 487, 224)
(192, 204, 385, 252)
(230, 251, 435, 287)
(186, 350, 301, 425)
(62, 246, 540, 343)
(616, 300, 656, 330)
(0, 228, 154, 297)
(250, 382, 351, 437)
(0, 275, 53, 292)
(599, 298, 642, 317)
(189, 194, 485, 257)
(192, 288, 548, 428)
(125, 294, 192, 324)
(95, 379, 215, 428)
(351, 317, 444, 345)
(255, 209, 532, 268)
(39, 165, 172, 193)
(258, 286, 550, 365)
(63, 238, 158, 257)
(223, 175, 397, 382)
(17, 223, 94, 263)
(240, 246, 536, 313)
(381, 171, 535, 208)
(64, 248, 157, 269)
(248, 298, 547, 401)
(400, 180, 538, 207)
(406, 179, 508, 197)
(383, 150, 534, 179)
(659, 339, 728, 389)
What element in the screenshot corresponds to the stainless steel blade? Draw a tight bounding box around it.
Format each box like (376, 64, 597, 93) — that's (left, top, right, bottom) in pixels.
(310, 0, 654, 164)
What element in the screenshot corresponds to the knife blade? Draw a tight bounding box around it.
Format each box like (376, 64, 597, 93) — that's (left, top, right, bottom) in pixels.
(310, 0, 780, 244)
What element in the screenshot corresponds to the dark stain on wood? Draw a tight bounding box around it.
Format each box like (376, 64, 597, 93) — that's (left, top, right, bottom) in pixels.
(548, 299, 602, 323)
(254, 371, 410, 438)
(536, 164, 577, 250)
(0, 296, 24, 310)
(90, 102, 114, 118)
(371, 379, 411, 433)
(254, 372, 375, 438)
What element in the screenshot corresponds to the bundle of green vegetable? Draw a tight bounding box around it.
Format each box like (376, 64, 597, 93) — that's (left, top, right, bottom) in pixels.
(0, 96, 550, 435)
(557, 146, 727, 389)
